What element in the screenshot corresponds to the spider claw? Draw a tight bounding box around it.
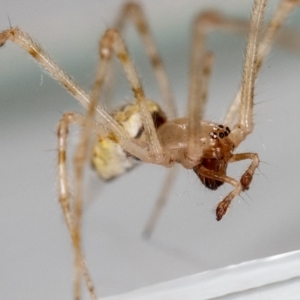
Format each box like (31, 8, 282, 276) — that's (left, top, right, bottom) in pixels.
(216, 197, 232, 221)
(216, 210, 226, 221)
(216, 212, 223, 221)
(216, 204, 226, 221)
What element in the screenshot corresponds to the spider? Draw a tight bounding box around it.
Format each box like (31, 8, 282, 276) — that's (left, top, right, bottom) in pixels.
(1, 0, 299, 299)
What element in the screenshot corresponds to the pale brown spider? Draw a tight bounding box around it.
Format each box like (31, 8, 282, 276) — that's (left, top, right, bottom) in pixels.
(1, 0, 299, 299)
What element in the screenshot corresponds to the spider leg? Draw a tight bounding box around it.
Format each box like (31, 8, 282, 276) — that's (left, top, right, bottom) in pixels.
(186, 11, 217, 163)
(176, 8, 254, 151)
(214, 153, 259, 220)
(201, 0, 268, 222)
(229, 153, 260, 191)
(230, 0, 267, 148)
(213, 0, 267, 221)
(187, 51, 214, 164)
(95, 29, 166, 163)
(72, 82, 103, 299)
(196, 166, 243, 221)
(142, 166, 178, 239)
(57, 112, 98, 300)
(0, 28, 96, 114)
(70, 31, 135, 298)
(182, 8, 251, 151)
(115, 2, 176, 119)
(224, 0, 300, 127)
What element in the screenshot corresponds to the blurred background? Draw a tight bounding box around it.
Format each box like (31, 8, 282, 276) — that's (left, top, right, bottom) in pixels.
(1, 0, 300, 299)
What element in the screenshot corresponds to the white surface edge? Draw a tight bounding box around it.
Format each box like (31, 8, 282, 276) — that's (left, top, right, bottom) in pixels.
(102, 250, 300, 299)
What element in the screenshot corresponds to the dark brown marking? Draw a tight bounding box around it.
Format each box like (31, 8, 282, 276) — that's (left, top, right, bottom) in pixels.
(203, 65, 211, 77)
(59, 150, 66, 164)
(107, 131, 119, 143)
(137, 21, 148, 35)
(256, 59, 262, 72)
(29, 47, 39, 59)
(151, 55, 161, 68)
(57, 125, 68, 138)
(134, 126, 144, 139)
(132, 86, 144, 102)
(151, 110, 167, 129)
(117, 51, 129, 64)
(134, 110, 166, 139)
(62, 80, 78, 97)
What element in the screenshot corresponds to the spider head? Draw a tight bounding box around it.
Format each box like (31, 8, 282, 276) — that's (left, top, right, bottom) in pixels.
(193, 123, 234, 190)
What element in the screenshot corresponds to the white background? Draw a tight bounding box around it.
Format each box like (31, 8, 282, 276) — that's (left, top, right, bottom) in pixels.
(1, 0, 300, 299)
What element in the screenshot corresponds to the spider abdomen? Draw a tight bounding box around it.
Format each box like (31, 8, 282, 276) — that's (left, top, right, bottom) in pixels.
(91, 100, 166, 180)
